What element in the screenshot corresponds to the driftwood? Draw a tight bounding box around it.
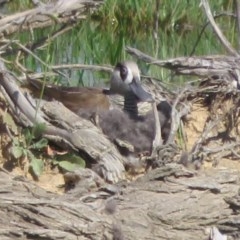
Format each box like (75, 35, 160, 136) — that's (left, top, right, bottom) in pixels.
(0, 164, 239, 239)
(0, 0, 103, 37)
(127, 46, 240, 83)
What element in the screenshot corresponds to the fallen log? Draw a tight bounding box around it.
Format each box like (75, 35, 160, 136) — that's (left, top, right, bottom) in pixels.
(0, 164, 239, 239)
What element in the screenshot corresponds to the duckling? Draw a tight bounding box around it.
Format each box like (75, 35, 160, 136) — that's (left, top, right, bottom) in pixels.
(101, 61, 172, 153)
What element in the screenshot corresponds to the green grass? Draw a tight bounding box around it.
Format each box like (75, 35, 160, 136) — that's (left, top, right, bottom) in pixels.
(4, 0, 237, 86)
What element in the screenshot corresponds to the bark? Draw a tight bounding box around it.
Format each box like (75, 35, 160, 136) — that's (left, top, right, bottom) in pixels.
(0, 164, 239, 239)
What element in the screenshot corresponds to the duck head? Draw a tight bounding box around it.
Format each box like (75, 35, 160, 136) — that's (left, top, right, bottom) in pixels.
(105, 61, 153, 103)
(103, 61, 154, 118)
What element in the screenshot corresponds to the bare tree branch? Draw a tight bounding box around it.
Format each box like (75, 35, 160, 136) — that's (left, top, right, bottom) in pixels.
(201, 0, 239, 56)
(126, 46, 240, 78)
(0, 0, 103, 37)
(151, 101, 162, 157)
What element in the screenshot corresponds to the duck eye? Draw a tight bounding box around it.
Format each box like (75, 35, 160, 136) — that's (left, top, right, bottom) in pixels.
(120, 66, 128, 80)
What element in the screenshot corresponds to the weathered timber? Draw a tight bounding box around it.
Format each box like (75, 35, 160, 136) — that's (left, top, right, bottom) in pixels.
(0, 60, 126, 183)
(0, 164, 239, 239)
(0, 0, 103, 37)
(126, 46, 240, 83)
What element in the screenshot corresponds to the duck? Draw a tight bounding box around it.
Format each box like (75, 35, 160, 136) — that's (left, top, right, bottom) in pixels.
(26, 78, 110, 112)
(101, 61, 172, 153)
(26, 61, 172, 154)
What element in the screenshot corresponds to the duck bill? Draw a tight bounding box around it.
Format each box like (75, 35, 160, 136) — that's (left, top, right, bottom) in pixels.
(130, 78, 153, 102)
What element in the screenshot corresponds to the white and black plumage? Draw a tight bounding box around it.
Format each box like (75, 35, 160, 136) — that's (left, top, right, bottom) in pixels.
(99, 61, 172, 154)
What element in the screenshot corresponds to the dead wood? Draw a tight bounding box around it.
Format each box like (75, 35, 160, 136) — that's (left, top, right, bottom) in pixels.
(236, 0, 240, 52)
(1, 1, 240, 239)
(126, 43, 240, 167)
(41, 101, 126, 182)
(0, 60, 126, 183)
(151, 101, 162, 157)
(127, 46, 240, 82)
(0, 0, 103, 37)
(201, 0, 239, 57)
(0, 164, 239, 239)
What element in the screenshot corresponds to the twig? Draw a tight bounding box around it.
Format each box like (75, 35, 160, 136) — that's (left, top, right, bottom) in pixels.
(11, 41, 113, 83)
(15, 41, 49, 69)
(14, 41, 70, 80)
(2, 24, 75, 57)
(0, 69, 46, 125)
(203, 142, 240, 154)
(189, 115, 223, 162)
(31, 0, 44, 7)
(201, 142, 240, 164)
(0, 85, 32, 127)
(201, 0, 239, 56)
(126, 46, 157, 64)
(31, 24, 76, 51)
(18, 72, 57, 83)
(166, 88, 189, 144)
(141, 75, 176, 96)
(235, 0, 240, 52)
(190, 12, 236, 56)
(231, 148, 240, 158)
(15, 51, 28, 73)
(0, 0, 103, 37)
(151, 101, 162, 157)
(51, 64, 113, 73)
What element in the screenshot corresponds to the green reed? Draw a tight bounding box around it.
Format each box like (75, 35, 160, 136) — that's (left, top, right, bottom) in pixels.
(4, 0, 237, 86)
